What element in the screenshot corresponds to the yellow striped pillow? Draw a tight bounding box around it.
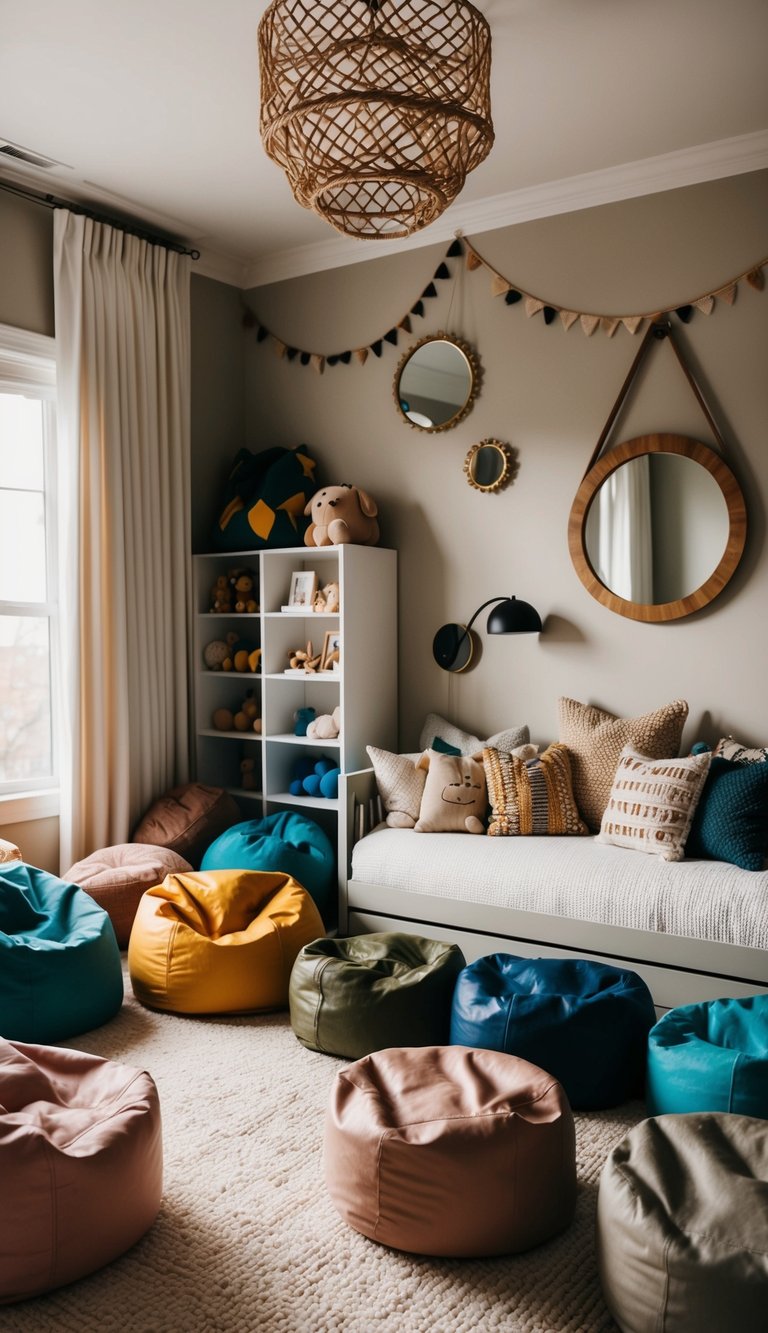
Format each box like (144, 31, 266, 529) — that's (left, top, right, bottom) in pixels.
(483, 744, 589, 837)
(597, 745, 711, 861)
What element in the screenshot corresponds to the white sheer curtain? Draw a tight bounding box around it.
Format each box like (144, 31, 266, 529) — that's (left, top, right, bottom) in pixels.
(587, 456, 654, 604)
(53, 210, 191, 869)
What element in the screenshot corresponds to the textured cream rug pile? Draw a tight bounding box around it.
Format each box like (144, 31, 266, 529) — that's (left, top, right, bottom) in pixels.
(0, 966, 643, 1332)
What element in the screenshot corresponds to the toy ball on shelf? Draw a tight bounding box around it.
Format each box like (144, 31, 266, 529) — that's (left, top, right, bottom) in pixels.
(294, 707, 316, 737)
(289, 753, 340, 800)
(288, 755, 316, 796)
(233, 646, 262, 674)
(234, 690, 260, 732)
(203, 633, 238, 671)
(212, 707, 234, 732)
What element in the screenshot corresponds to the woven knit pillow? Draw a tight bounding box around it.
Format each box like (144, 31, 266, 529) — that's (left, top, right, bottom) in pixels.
(366, 746, 425, 829)
(685, 756, 768, 870)
(558, 697, 689, 832)
(418, 713, 530, 757)
(714, 735, 768, 765)
(597, 745, 710, 862)
(484, 743, 589, 837)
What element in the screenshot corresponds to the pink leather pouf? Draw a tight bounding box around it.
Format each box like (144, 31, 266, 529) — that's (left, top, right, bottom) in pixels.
(64, 843, 192, 948)
(325, 1044, 577, 1257)
(0, 1038, 162, 1304)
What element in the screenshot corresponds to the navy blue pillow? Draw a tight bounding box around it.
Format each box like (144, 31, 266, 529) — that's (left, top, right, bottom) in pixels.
(686, 757, 768, 871)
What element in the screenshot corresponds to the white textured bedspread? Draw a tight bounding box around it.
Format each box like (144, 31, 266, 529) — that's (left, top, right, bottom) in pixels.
(351, 829, 768, 950)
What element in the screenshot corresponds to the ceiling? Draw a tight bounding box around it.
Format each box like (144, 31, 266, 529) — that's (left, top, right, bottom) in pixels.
(1, 0, 767, 288)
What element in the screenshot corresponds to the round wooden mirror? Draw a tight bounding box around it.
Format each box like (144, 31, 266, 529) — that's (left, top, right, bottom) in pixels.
(464, 439, 516, 492)
(394, 333, 480, 432)
(568, 434, 747, 622)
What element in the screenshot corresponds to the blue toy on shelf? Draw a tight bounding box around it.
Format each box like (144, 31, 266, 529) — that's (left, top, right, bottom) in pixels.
(288, 753, 340, 800)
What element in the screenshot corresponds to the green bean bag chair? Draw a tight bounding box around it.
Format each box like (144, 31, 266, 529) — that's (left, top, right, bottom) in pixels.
(0, 863, 123, 1042)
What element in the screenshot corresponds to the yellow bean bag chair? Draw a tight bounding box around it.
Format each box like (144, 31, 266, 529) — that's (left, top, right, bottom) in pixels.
(128, 869, 324, 1014)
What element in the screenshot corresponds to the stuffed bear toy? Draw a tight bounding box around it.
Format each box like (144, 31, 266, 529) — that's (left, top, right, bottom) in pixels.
(312, 581, 340, 613)
(232, 572, 258, 614)
(210, 574, 233, 613)
(413, 750, 487, 834)
(304, 485, 379, 547)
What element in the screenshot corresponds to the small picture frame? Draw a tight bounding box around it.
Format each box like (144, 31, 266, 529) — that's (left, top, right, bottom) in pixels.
(320, 630, 341, 672)
(287, 569, 317, 610)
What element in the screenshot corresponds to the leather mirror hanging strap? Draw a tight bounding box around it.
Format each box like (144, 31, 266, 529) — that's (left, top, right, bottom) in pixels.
(582, 320, 728, 480)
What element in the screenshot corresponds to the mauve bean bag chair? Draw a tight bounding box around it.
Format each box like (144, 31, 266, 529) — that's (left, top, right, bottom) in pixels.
(0, 1038, 162, 1305)
(450, 953, 655, 1109)
(646, 994, 768, 1118)
(63, 843, 193, 948)
(128, 868, 324, 1014)
(598, 1113, 768, 1333)
(290, 931, 465, 1058)
(0, 862, 123, 1043)
(132, 782, 241, 868)
(325, 1044, 577, 1257)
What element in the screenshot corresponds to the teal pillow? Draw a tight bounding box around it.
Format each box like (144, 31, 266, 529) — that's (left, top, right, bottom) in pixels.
(430, 736, 462, 756)
(686, 757, 768, 871)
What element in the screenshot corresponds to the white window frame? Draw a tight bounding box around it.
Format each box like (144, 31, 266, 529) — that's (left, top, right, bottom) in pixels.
(0, 322, 59, 823)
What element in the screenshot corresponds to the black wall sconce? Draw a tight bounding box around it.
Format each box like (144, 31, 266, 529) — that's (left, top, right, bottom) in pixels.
(433, 595, 542, 672)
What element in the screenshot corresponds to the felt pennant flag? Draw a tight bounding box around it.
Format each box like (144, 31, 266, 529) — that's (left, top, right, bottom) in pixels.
(601, 317, 620, 337)
(447, 238, 463, 257)
(504, 289, 522, 305)
(354, 347, 369, 365)
(256, 325, 269, 343)
(411, 300, 424, 318)
(286, 346, 298, 360)
(695, 296, 714, 315)
(525, 297, 546, 318)
(398, 315, 412, 334)
(422, 282, 437, 299)
(675, 305, 693, 323)
(747, 267, 765, 290)
(339, 351, 352, 364)
(715, 283, 737, 304)
(326, 354, 339, 366)
(383, 328, 399, 346)
(300, 352, 311, 366)
(434, 262, 451, 280)
(310, 355, 324, 374)
(273, 339, 287, 358)
(621, 315, 644, 334)
(580, 314, 600, 336)
(370, 340, 384, 357)
(559, 310, 579, 331)
(466, 249, 483, 271)
(490, 272, 511, 297)
(543, 306, 557, 325)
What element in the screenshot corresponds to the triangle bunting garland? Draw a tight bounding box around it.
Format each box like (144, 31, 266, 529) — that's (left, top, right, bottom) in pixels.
(242, 239, 766, 364)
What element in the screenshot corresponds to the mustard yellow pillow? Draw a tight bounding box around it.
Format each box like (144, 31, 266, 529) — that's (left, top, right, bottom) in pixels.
(484, 743, 588, 837)
(558, 697, 689, 832)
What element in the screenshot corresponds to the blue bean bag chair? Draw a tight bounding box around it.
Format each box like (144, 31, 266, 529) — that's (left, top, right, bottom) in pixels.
(200, 811, 334, 920)
(450, 954, 656, 1109)
(646, 995, 768, 1118)
(0, 863, 123, 1042)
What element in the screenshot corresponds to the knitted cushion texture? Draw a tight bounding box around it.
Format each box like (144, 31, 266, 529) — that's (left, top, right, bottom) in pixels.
(686, 756, 768, 870)
(558, 697, 689, 831)
(597, 745, 710, 862)
(484, 743, 588, 837)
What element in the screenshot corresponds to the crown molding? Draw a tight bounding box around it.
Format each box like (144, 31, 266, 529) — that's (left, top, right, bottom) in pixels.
(240, 129, 768, 291)
(193, 249, 251, 288)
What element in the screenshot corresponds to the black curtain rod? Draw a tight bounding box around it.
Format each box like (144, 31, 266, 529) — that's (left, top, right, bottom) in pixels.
(0, 177, 200, 260)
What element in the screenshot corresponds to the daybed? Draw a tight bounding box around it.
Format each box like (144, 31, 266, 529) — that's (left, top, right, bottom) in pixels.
(341, 771, 768, 1011)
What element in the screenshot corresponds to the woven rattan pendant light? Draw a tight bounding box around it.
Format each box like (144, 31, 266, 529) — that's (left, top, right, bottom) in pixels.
(258, 0, 494, 240)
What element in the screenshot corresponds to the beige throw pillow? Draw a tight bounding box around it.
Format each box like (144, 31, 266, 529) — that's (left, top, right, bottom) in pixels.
(558, 697, 689, 832)
(598, 745, 711, 861)
(413, 751, 487, 834)
(366, 746, 425, 828)
(418, 713, 530, 756)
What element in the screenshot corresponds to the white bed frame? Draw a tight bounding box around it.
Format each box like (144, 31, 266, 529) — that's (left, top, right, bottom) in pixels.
(341, 770, 768, 1012)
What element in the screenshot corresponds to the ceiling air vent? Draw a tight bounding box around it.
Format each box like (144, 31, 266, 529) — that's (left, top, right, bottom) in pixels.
(0, 140, 64, 170)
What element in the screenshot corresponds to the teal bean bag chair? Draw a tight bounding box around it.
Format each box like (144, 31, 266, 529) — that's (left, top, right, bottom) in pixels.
(646, 995, 768, 1118)
(200, 811, 334, 920)
(0, 863, 123, 1042)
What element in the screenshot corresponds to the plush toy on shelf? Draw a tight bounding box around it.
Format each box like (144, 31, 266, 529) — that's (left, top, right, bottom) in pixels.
(231, 571, 258, 614)
(240, 757, 258, 791)
(312, 581, 340, 613)
(212, 707, 234, 732)
(233, 690, 260, 732)
(203, 633, 239, 671)
(303, 485, 380, 547)
(287, 641, 322, 672)
(294, 707, 316, 737)
(231, 646, 261, 674)
(210, 574, 233, 613)
(306, 705, 341, 740)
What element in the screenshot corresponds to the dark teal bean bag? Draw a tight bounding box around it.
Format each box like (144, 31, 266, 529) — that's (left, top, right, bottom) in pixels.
(200, 811, 335, 919)
(450, 954, 656, 1109)
(0, 863, 123, 1042)
(646, 995, 768, 1118)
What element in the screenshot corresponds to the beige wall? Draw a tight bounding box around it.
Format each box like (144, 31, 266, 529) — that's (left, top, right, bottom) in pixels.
(0, 191, 54, 336)
(242, 171, 768, 754)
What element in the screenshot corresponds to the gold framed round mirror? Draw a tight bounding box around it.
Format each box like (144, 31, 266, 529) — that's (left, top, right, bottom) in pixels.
(464, 439, 516, 492)
(394, 332, 480, 432)
(568, 433, 747, 622)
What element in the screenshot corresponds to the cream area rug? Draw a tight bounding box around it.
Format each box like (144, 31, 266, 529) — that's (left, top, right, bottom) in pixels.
(0, 965, 643, 1333)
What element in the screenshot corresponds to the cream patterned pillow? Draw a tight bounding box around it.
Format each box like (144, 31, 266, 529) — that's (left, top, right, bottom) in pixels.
(597, 745, 711, 861)
(558, 697, 689, 832)
(418, 713, 530, 756)
(484, 744, 589, 837)
(714, 736, 768, 765)
(366, 746, 425, 828)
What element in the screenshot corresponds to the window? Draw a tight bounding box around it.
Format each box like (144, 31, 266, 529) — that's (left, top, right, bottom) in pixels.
(0, 324, 58, 809)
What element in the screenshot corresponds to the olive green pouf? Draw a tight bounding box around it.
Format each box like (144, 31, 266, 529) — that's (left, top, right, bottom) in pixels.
(597, 1113, 768, 1333)
(289, 931, 465, 1058)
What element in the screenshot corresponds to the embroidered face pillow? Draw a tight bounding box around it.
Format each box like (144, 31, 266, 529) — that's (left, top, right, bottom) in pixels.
(413, 750, 487, 834)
